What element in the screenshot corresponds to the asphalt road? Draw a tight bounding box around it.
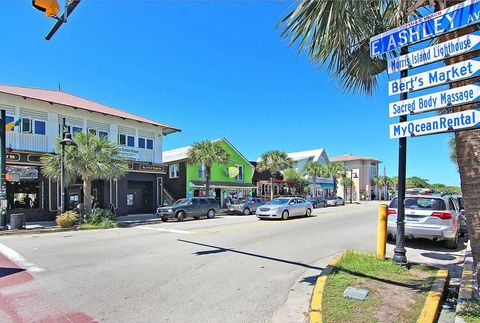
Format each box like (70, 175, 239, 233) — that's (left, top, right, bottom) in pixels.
(0, 202, 382, 323)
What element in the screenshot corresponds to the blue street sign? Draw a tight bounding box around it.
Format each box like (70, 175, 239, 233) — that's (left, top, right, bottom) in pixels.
(370, 0, 480, 57)
(387, 33, 480, 74)
(389, 108, 480, 139)
(388, 59, 480, 96)
(389, 83, 480, 117)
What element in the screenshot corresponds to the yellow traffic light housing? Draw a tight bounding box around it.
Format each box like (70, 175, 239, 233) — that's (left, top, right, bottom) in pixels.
(32, 0, 60, 18)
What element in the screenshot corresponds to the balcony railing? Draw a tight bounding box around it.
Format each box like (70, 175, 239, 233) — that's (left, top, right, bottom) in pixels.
(7, 132, 48, 152)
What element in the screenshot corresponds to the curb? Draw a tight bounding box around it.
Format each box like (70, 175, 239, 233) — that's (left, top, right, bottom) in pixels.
(309, 253, 344, 323)
(457, 243, 478, 313)
(417, 268, 449, 323)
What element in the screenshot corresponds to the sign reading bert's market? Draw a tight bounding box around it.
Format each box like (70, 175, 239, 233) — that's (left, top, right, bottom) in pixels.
(389, 83, 480, 117)
(389, 59, 480, 96)
(390, 108, 480, 138)
(388, 33, 480, 74)
(370, 0, 480, 57)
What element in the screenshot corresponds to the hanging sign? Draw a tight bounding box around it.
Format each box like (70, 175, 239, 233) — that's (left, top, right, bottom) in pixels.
(389, 83, 480, 117)
(370, 0, 480, 57)
(389, 59, 480, 96)
(227, 166, 239, 178)
(388, 34, 480, 74)
(389, 108, 480, 138)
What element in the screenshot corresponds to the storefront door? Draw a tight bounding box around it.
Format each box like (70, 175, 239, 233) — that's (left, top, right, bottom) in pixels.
(127, 181, 153, 214)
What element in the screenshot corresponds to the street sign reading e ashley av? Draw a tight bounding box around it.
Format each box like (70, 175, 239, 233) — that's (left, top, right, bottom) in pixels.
(389, 83, 480, 117)
(387, 34, 480, 74)
(389, 59, 480, 96)
(370, 0, 480, 57)
(389, 108, 480, 138)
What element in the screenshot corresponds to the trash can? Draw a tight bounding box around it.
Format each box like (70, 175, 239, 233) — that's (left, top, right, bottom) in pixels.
(10, 213, 25, 229)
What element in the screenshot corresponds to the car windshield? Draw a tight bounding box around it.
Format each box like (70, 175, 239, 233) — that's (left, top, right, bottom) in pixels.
(389, 197, 446, 211)
(174, 198, 191, 205)
(269, 198, 291, 205)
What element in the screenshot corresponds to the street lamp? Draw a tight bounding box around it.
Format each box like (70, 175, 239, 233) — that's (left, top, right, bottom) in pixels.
(59, 119, 76, 214)
(349, 170, 358, 204)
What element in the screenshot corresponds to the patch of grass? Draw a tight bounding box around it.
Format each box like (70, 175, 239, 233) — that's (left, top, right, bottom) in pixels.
(458, 301, 480, 323)
(322, 251, 437, 323)
(78, 220, 117, 230)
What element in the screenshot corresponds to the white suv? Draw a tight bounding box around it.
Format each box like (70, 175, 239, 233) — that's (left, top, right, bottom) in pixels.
(387, 194, 460, 249)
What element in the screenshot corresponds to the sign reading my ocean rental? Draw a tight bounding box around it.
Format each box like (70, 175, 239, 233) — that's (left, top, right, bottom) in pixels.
(389, 108, 480, 138)
(370, 0, 480, 57)
(389, 58, 480, 96)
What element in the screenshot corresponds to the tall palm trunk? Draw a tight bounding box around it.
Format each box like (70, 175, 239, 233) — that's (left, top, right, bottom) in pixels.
(205, 165, 211, 197)
(333, 176, 338, 196)
(312, 177, 317, 197)
(83, 179, 92, 215)
(270, 173, 275, 201)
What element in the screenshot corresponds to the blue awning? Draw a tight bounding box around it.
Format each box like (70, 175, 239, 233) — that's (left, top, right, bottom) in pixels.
(320, 183, 334, 189)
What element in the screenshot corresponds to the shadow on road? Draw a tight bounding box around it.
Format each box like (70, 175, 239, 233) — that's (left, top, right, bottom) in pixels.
(0, 267, 26, 278)
(177, 239, 324, 271)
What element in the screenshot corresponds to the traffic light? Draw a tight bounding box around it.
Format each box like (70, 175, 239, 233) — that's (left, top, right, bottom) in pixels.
(32, 0, 60, 18)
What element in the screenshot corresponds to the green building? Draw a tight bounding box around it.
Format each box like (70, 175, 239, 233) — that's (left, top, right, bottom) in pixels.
(162, 138, 255, 207)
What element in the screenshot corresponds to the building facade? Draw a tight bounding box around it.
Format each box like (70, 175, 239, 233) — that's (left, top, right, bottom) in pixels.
(0, 84, 180, 220)
(162, 138, 255, 208)
(330, 154, 381, 202)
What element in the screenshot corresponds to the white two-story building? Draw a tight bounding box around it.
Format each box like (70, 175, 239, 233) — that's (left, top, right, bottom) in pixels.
(0, 84, 180, 220)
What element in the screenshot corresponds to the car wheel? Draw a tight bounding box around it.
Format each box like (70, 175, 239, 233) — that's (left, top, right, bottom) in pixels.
(281, 210, 289, 220)
(193, 216, 200, 220)
(305, 208, 312, 217)
(177, 211, 185, 222)
(313, 203, 317, 209)
(445, 234, 459, 249)
(243, 208, 250, 215)
(161, 217, 168, 222)
(207, 209, 216, 219)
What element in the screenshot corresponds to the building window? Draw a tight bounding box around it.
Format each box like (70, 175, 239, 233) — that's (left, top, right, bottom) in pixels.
(169, 163, 179, 178)
(236, 165, 244, 181)
(72, 126, 83, 135)
(138, 138, 146, 149)
(118, 134, 126, 145)
(88, 128, 97, 135)
(34, 120, 46, 135)
(127, 135, 135, 147)
(21, 118, 32, 133)
(198, 164, 206, 179)
(146, 139, 153, 150)
(98, 131, 108, 139)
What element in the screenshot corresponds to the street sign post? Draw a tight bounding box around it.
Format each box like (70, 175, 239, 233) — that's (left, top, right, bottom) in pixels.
(370, 0, 480, 57)
(389, 83, 480, 117)
(389, 59, 480, 96)
(389, 108, 480, 138)
(388, 33, 480, 74)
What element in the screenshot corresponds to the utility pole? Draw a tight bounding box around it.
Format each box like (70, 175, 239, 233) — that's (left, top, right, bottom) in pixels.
(0, 110, 6, 229)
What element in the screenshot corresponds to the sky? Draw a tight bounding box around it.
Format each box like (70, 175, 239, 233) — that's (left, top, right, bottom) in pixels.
(0, 1, 460, 186)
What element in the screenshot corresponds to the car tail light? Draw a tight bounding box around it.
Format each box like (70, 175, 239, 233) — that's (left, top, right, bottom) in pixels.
(431, 212, 452, 219)
(387, 209, 396, 216)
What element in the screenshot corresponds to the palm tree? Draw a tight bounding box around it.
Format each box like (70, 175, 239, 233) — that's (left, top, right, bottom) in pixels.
(327, 162, 347, 197)
(279, 0, 480, 279)
(41, 132, 128, 215)
(304, 162, 327, 197)
(257, 150, 293, 200)
(187, 140, 230, 197)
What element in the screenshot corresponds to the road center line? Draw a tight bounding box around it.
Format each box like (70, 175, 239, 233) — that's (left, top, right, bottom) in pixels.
(136, 227, 194, 234)
(0, 243, 44, 273)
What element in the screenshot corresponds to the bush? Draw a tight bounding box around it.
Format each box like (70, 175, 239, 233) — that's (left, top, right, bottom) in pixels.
(56, 211, 78, 228)
(86, 208, 115, 225)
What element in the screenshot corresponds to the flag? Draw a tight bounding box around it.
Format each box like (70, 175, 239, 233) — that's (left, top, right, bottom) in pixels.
(6, 119, 21, 131)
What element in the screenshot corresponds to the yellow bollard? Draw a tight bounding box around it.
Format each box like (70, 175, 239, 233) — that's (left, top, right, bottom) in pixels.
(377, 204, 388, 260)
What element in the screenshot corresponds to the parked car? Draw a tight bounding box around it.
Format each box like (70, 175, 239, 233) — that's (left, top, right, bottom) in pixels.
(307, 197, 327, 208)
(452, 195, 467, 235)
(256, 197, 313, 220)
(387, 194, 460, 249)
(326, 196, 345, 206)
(227, 198, 265, 215)
(156, 197, 219, 222)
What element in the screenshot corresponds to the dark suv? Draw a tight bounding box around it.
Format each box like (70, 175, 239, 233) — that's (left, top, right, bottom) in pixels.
(157, 197, 219, 222)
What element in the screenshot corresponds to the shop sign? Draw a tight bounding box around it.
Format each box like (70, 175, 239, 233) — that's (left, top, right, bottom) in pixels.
(227, 166, 239, 178)
(389, 59, 480, 96)
(6, 153, 20, 162)
(6, 165, 39, 181)
(370, 0, 480, 57)
(389, 108, 480, 138)
(128, 162, 166, 174)
(389, 83, 480, 117)
(118, 147, 140, 161)
(387, 33, 480, 74)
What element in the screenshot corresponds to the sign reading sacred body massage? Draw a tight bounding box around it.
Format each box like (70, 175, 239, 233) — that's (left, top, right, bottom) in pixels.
(370, 0, 480, 57)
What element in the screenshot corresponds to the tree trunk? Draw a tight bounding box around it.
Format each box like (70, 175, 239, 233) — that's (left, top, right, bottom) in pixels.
(333, 176, 337, 196)
(83, 179, 92, 215)
(205, 165, 211, 197)
(313, 177, 317, 197)
(270, 176, 274, 201)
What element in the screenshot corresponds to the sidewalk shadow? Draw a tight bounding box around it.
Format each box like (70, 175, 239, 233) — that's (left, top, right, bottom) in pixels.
(387, 236, 468, 253)
(177, 239, 324, 271)
(0, 267, 26, 278)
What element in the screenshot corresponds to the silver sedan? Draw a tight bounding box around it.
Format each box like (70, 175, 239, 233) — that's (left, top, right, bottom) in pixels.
(256, 197, 313, 220)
